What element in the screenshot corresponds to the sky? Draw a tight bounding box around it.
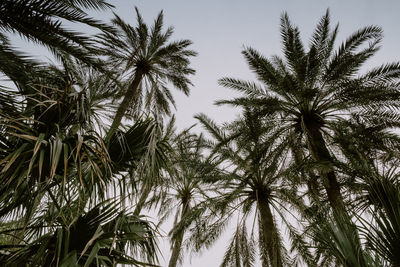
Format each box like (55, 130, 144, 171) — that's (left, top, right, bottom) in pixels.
(10, 0, 400, 266)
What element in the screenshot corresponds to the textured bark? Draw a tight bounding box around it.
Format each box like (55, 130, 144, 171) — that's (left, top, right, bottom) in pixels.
(107, 70, 143, 140)
(257, 194, 283, 267)
(168, 201, 189, 267)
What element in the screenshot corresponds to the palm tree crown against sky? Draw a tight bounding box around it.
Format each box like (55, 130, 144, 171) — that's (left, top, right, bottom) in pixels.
(89, 1, 400, 132)
(11, 0, 400, 133)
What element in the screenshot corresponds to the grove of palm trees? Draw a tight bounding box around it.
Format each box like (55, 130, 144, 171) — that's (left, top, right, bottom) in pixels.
(1, 1, 400, 266)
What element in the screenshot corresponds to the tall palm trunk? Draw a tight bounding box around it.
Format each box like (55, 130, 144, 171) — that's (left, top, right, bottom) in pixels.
(304, 124, 349, 222)
(107, 70, 143, 140)
(304, 124, 369, 265)
(168, 200, 190, 267)
(257, 193, 283, 267)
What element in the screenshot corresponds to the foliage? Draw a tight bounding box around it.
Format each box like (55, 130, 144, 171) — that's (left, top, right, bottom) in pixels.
(0, 0, 113, 86)
(98, 7, 197, 138)
(1, 3, 400, 267)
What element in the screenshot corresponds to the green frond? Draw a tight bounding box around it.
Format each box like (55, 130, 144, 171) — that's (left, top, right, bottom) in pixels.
(0, 200, 159, 266)
(218, 77, 266, 98)
(0, 0, 112, 72)
(221, 224, 256, 267)
(241, 47, 282, 89)
(280, 12, 306, 79)
(195, 113, 227, 142)
(61, 0, 114, 10)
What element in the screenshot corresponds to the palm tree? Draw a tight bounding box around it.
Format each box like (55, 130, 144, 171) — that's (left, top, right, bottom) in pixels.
(216, 10, 400, 229)
(162, 131, 216, 267)
(310, 157, 400, 266)
(0, 4, 191, 266)
(360, 174, 400, 266)
(0, 61, 112, 217)
(309, 217, 378, 267)
(98, 7, 197, 138)
(196, 110, 309, 267)
(136, 128, 217, 267)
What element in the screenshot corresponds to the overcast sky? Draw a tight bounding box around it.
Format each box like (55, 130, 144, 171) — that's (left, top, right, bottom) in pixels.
(11, 1, 400, 266)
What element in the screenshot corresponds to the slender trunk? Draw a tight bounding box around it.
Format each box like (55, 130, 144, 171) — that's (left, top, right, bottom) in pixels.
(257, 193, 283, 267)
(106, 70, 143, 141)
(304, 124, 369, 265)
(304, 124, 349, 223)
(168, 201, 190, 267)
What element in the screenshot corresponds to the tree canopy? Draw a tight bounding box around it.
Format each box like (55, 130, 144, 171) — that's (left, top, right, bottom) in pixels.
(1, 2, 400, 267)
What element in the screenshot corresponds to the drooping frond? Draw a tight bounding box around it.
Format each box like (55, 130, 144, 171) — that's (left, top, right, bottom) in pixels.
(0, 0, 112, 71)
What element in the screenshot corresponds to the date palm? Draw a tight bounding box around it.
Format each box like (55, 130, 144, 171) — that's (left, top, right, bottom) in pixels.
(139, 129, 218, 267)
(99, 8, 197, 138)
(217, 10, 400, 230)
(164, 131, 217, 267)
(196, 110, 309, 267)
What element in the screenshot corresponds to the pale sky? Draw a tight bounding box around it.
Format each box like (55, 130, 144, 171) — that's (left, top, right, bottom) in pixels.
(10, 1, 400, 266)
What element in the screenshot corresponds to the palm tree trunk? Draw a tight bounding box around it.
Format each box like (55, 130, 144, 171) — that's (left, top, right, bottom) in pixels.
(168, 201, 190, 267)
(304, 124, 370, 265)
(257, 193, 283, 267)
(304, 124, 350, 223)
(106, 70, 143, 141)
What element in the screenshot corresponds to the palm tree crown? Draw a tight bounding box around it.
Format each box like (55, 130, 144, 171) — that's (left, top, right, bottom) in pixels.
(217, 9, 400, 225)
(99, 7, 197, 137)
